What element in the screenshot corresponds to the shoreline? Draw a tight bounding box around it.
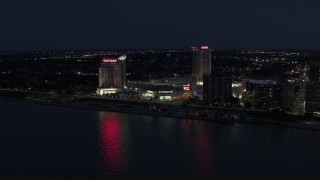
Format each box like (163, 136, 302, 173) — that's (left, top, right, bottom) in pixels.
(2, 96, 320, 132)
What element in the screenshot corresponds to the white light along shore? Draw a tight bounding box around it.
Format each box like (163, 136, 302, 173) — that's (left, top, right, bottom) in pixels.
(21, 96, 320, 132)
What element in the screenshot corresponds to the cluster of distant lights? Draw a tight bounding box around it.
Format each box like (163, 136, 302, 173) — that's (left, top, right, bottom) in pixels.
(75, 72, 98, 76)
(249, 79, 277, 85)
(240, 50, 310, 56)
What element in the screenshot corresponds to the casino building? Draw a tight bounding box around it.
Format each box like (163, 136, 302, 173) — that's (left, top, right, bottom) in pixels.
(191, 46, 212, 99)
(97, 55, 126, 95)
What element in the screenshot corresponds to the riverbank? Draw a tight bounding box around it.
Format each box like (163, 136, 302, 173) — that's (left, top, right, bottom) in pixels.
(2, 95, 320, 132)
(22, 97, 234, 124)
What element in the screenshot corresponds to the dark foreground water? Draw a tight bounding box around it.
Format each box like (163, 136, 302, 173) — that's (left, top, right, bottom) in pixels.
(1, 99, 320, 180)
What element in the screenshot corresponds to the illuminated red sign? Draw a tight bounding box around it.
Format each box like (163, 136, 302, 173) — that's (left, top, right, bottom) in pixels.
(183, 84, 191, 91)
(201, 46, 209, 50)
(103, 59, 117, 63)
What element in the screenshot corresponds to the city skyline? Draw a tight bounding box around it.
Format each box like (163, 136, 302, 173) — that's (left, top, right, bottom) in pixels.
(2, 1, 320, 180)
(1, 0, 320, 51)
(1, 47, 320, 179)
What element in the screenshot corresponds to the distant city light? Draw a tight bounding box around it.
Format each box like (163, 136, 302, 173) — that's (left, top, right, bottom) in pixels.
(183, 84, 191, 91)
(118, 55, 126, 60)
(201, 46, 209, 50)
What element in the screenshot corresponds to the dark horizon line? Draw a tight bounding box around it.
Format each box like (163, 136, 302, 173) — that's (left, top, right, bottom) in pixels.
(1, 47, 320, 54)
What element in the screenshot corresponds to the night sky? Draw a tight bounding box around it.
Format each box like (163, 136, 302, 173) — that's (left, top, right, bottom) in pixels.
(1, 0, 320, 51)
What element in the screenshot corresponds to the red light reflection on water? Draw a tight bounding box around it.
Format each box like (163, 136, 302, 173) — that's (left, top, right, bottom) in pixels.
(196, 125, 215, 179)
(181, 120, 216, 179)
(100, 113, 127, 178)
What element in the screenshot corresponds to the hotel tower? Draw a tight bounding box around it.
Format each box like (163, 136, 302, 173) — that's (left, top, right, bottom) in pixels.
(192, 46, 212, 99)
(97, 55, 126, 95)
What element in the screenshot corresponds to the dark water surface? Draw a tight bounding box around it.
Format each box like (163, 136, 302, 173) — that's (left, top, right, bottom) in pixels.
(1, 99, 320, 179)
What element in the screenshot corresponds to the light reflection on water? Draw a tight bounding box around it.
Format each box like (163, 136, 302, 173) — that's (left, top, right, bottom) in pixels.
(2, 99, 320, 180)
(98, 112, 128, 179)
(97, 111, 320, 180)
(98, 112, 218, 179)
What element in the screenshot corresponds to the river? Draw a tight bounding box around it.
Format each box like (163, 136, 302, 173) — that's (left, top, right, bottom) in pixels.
(1, 99, 320, 179)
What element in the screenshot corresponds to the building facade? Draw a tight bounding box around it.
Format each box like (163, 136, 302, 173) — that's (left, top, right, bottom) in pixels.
(282, 78, 307, 115)
(97, 55, 126, 95)
(254, 84, 274, 110)
(306, 60, 320, 113)
(203, 74, 232, 104)
(192, 46, 212, 98)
